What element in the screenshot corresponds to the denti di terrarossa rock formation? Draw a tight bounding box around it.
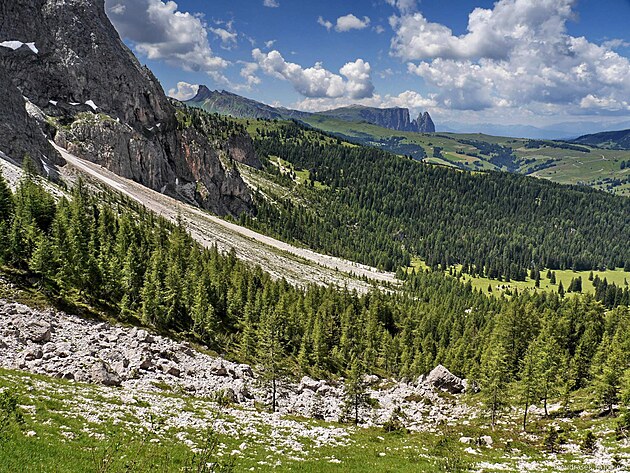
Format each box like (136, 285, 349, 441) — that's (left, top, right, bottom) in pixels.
(0, 0, 257, 216)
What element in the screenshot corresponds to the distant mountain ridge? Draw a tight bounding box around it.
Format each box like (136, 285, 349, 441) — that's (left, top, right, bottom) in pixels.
(186, 86, 435, 133)
(571, 129, 630, 150)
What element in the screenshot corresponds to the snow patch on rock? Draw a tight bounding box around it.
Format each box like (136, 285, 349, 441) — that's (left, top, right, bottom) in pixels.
(0, 41, 38, 54)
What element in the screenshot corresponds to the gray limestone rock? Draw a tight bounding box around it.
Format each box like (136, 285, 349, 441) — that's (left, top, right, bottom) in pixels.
(423, 364, 465, 394)
(90, 360, 122, 387)
(0, 0, 252, 216)
(17, 319, 52, 344)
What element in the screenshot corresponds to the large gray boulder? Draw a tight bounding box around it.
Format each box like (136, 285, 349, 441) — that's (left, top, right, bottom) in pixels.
(90, 360, 121, 387)
(17, 319, 52, 344)
(423, 364, 466, 394)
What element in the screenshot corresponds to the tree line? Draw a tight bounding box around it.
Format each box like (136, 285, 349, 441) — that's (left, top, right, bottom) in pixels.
(2, 165, 630, 425)
(245, 121, 630, 279)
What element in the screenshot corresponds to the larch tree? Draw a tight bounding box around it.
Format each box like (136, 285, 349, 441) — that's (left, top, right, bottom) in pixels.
(518, 342, 543, 431)
(479, 335, 510, 429)
(257, 307, 287, 413)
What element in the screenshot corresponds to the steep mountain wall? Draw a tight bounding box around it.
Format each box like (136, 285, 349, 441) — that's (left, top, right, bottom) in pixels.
(0, 0, 254, 216)
(413, 112, 436, 133)
(185, 86, 437, 134)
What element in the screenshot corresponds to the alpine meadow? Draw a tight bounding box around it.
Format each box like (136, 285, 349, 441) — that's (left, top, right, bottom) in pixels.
(1, 0, 630, 472)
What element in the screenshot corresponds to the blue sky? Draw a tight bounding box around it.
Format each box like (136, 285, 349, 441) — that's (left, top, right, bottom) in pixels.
(105, 0, 630, 128)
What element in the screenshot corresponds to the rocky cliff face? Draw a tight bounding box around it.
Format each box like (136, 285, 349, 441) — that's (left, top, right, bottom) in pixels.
(0, 0, 254, 216)
(0, 58, 58, 172)
(413, 111, 436, 133)
(320, 105, 436, 133)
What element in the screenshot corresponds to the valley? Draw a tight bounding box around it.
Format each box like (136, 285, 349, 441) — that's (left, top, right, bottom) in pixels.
(53, 143, 395, 293)
(1, 0, 630, 472)
(187, 88, 630, 196)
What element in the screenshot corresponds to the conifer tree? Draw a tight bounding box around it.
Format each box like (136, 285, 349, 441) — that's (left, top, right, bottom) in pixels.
(531, 321, 562, 416)
(191, 273, 217, 341)
(240, 299, 258, 361)
(30, 233, 56, 283)
(257, 307, 286, 412)
(0, 169, 13, 223)
(344, 357, 368, 425)
(518, 343, 543, 431)
(480, 336, 510, 429)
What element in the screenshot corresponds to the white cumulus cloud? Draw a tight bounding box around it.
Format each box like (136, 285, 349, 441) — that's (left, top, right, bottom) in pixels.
(263, 0, 280, 7)
(240, 62, 262, 88)
(105, 0, 227, 73)
(317, 16, 333, 32)
(168, 82, 199, 100)
(253, 49, 375, 99)
(392, 0, 630, 114)
(385, 0, 417, 14)
(293, 90, 437, 115)
(210, 27, 237, 49)
(319, 14, 370, 32)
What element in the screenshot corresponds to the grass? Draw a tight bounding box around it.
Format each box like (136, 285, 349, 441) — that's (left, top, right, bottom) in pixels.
(268, 156, 328, 190)
(2, 362, 630, 472)
(294, 116, 630, 196)
(409, 257, 630, 297)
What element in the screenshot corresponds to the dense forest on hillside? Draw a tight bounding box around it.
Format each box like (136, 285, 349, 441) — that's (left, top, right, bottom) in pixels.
(1, 166, 630, 424)
(245, 121, 630, 279)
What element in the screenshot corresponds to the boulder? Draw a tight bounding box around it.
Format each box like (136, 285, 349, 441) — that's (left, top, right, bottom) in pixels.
(363, 374, 380, 386)
(136, 329, 154, 344)
(18, 320, 52, 343)
(54, 341, 72, 357)
(423, 365, 465, 394)
(159, 360, 181, 378)
(298, 376, 322, 393)
(22, 345, 43, 361)
(234, 364, 254, 379)
(209, 360, 228, 376)
(90, 360, 121, 387)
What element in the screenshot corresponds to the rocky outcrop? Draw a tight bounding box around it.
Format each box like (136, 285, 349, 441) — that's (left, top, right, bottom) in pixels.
(227, 134, 263, 170)
(0, 299, 471, 430)
(413, 111, 436, 133)
(0, 0, 252, 216)
(319, 105, 435, 133)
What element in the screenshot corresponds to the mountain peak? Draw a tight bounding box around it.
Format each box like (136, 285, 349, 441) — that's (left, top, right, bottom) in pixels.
(414, 111, 435, 133)
(190, 85, 213, 102)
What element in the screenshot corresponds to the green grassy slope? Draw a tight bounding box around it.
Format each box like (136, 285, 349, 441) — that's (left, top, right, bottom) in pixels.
(2, 367, 629, 472)
(297, 116, 630, 196)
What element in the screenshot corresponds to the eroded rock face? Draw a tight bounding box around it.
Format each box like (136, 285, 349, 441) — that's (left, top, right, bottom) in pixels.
(0, 0, 252, 216)
(0, 61, 58, 172)
(413, 112, 436, 133)
(227, 135, 262, 170)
